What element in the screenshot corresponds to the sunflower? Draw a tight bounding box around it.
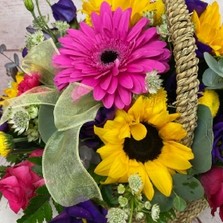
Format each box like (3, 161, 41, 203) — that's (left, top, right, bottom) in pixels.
(82, 0, 165, 26)
(0, 131, 14, 157)
(94, 89, 194, 200)
(0, 72, 24, 106)
(192, 1, 223, 56)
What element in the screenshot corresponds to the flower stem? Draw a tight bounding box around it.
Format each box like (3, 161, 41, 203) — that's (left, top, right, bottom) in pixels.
(13, 137, 28, 143)
(128, 199, 134, 223)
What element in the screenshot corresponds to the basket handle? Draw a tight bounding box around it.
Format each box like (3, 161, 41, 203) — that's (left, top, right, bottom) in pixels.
(164, 0, 200, 146)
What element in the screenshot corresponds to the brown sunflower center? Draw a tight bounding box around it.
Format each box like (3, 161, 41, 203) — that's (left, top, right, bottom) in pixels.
(101, 50, 118, 64)
(123, 123, 163, 163)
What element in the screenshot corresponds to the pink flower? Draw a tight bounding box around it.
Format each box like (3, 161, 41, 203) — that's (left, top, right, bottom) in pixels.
(18, 73, 40, 95)
(54, 2, 170, 109)
(200, 166, 223, 221)
(0, 149, 44, 213)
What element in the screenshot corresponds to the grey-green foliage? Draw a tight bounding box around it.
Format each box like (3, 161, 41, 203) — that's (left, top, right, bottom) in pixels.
(202, 52, 223, 89)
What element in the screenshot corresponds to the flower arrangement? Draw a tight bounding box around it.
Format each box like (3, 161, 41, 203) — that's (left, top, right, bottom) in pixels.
(0, 0, 223, 222)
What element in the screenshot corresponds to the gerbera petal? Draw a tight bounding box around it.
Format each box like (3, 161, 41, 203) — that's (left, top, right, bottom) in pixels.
(145, 161, 172, 197)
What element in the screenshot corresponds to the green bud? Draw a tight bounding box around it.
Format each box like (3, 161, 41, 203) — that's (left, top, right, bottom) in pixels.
(24, 0, 34, 12)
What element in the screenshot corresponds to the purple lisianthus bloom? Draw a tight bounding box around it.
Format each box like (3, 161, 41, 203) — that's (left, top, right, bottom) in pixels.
(50, 200, 107, 223)
(212, 115, 223, 163)
(80, 107, 115, 149)
(185, 0, 208, 16)
(51, 0, 77, 23)
(196, 39, 212, 58)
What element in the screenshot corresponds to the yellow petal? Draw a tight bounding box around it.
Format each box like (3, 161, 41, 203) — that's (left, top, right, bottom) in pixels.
(159, 122, 187, 141)
(97, 144, 122, 159)
(130, 123, 147, 141)
(143, 173, 154, 200)
(145, 160, 172, 197)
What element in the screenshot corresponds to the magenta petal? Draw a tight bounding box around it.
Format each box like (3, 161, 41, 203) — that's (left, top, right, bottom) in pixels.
(93, 86, 106, 101)
(119, 74, 134, 89)
(118, 87, 132, 106)
(102, 94, 114, 108)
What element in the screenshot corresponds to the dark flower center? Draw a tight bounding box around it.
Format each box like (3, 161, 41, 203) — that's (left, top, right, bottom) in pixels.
(123, 123, 163, 163)
(100, 50, 118, 64)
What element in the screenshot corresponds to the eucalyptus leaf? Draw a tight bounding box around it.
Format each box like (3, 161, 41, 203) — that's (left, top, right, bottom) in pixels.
(151, 190, 174, 212)
(173, 174, 204, 202)
(191, 105, 213, 174)
(202, 68, 223, 89)
(204, 52, 223, 76)
(173, 195, 187, 212)
(42, 129, 102, 207)
(0, 44, 6, 53)
(13, 53, 20, 66)
(38, 105, 57, 143)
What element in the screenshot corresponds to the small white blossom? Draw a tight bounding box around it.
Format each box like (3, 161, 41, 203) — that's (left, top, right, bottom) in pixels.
(151, 204, 160, 222)
(106, 208, 128, 223)
(118, 196, 128, 207)
(144, 201, 152, 210)
(128, 174, 143, 195)
(143, 11, 155, 25)
(25, 30, 45, 50)
(157, 15, 169, 38)
(135, 212, 144, 220)
(53, 21, 70, 36)
(117, 184, 126, 194)
(27, 105, 39, 119)
(8, 108, 30, 135)
(145, 70, 163, 94)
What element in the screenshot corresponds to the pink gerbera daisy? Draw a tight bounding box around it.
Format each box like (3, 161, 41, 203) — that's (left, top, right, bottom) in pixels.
(54, 2, 170, 109)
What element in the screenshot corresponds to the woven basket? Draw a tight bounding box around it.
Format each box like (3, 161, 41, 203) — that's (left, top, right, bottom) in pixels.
(165, 0, 208, 222)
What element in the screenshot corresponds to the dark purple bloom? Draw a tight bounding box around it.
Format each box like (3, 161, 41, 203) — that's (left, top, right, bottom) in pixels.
(185, 0, 208, 16)
(50, 200, 107, 223)
(196, 40, 212, 58)
(51, 0, 77, 23)
(80, 107, 115, 149)
(212, 115, 223, 163)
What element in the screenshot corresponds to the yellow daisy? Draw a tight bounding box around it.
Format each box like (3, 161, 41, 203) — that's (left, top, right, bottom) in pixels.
(192, 1, 223, 56)
(82, 0, 165, 26)
(0, 72, 24, 106)
(94, 89, 194, 200)
(0, 131, 14, 157)
(198, 89, 220, 117)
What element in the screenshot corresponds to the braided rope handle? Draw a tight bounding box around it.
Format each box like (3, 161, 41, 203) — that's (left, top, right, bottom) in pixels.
(164, 0, 199, 147)
(164, 1, 208, 222)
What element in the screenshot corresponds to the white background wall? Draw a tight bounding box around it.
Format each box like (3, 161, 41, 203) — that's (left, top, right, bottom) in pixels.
(0, 0, 223, 222)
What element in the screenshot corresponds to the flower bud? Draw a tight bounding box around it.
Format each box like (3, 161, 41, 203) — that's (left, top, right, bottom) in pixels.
(24, 0, 34, 12)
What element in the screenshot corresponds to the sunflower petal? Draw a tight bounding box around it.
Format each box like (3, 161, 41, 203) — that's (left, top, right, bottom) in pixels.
(131, 123, 147, 140)
(145, 161, 172, 197)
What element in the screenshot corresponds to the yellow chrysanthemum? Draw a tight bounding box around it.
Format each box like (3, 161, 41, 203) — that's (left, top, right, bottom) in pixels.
(0, 131, 14, 157)
(0, 72, 24, 106)
(192, 1, 223, 56)
(199, 89, 220, 117)
(94, 89, 194, 200)
(82, 0, 165, 26)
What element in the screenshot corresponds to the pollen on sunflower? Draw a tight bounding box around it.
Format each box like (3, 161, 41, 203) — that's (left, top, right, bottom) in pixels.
(106, 208, 129, 223)
(0, 131, 14, 157)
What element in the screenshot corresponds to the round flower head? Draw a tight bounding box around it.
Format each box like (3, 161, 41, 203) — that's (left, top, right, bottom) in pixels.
(54, 2, 170, 109)
(94, 89, 194, 200)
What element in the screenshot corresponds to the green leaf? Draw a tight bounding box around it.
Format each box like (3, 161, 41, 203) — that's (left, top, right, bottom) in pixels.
(17, 186, 52, 223)
(151, 190, 174, 212)
(28, 157, 42, 166)
(204, 52, 223, 76)
(191, 105, 213, 174)
(202, 68, 223, 89)
(52, 200, 64, 214)
(101, 185, 119, 207)
(38, 105, 57, 143)
(173, 195, 187, 212)
(42, 129, 102, 207)
(173, 174, 204, 202)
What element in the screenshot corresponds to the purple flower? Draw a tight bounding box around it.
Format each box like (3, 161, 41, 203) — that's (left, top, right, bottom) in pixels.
(185, 0, 208, 16)
(80, 107, 115, 149)
(50, 200, 107, 223)
(212, 115, 223, 163)
(196, 39, 212, 58)
(51, 0, 77, 23)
